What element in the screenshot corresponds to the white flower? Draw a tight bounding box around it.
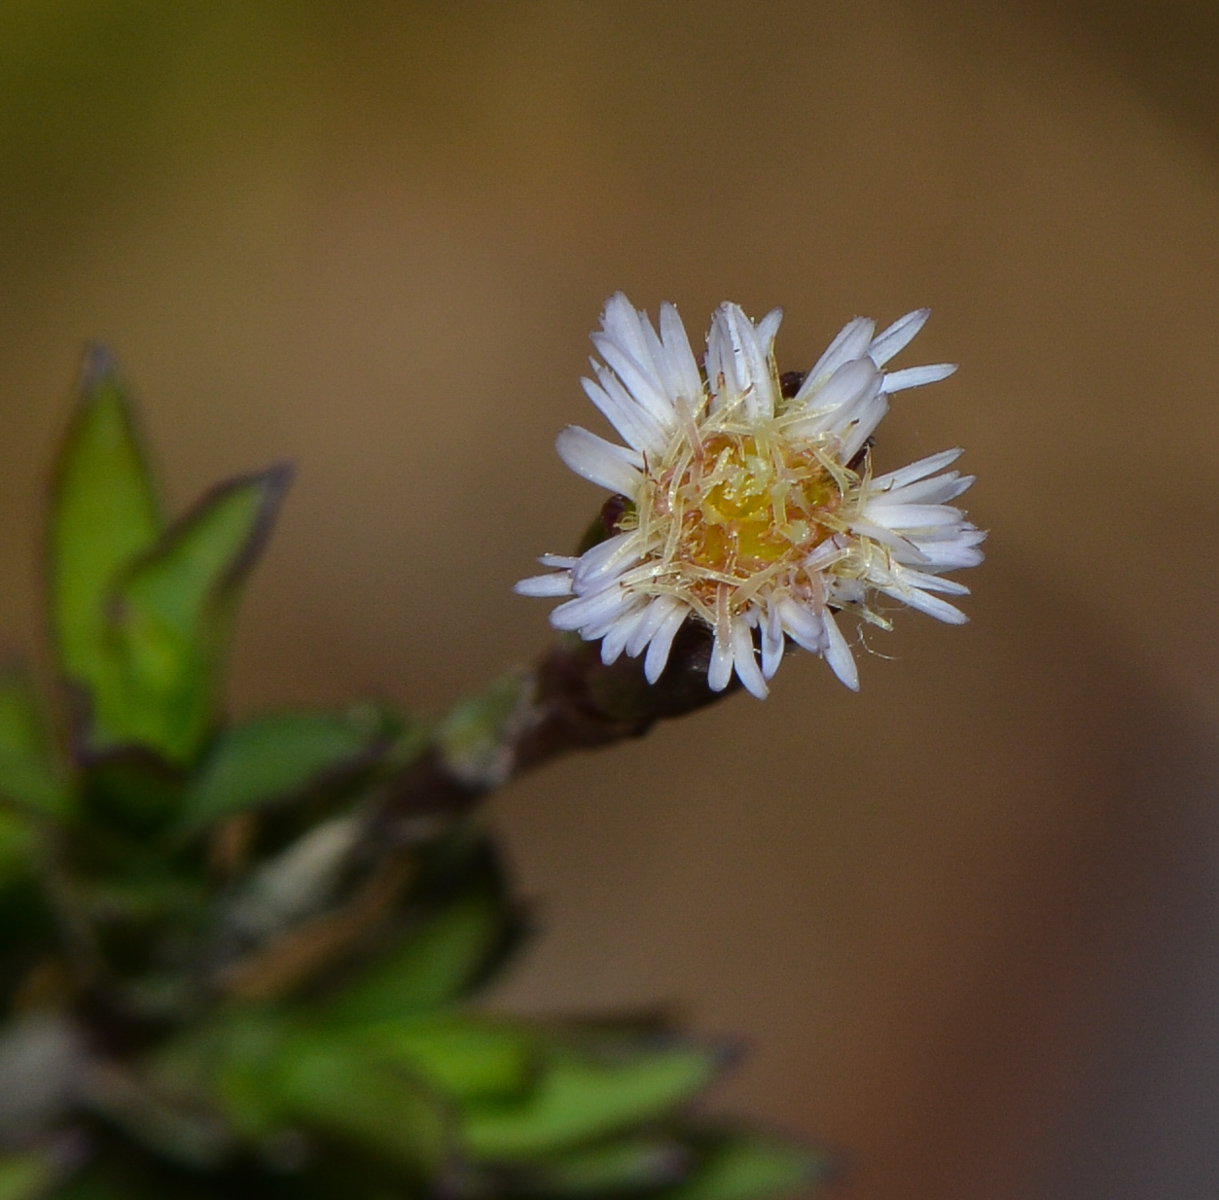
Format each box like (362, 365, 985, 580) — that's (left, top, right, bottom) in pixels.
(516, 294, 984, 699)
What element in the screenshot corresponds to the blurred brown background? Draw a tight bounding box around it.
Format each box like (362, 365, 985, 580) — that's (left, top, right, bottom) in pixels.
(2, 2, 1219, 1196)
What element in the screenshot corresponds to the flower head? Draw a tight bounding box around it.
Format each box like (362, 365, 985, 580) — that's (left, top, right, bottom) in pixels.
(516, 294, 984, 698)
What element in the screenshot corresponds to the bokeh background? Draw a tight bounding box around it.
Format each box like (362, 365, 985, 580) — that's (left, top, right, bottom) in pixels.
(2, 2, 1219, 1196)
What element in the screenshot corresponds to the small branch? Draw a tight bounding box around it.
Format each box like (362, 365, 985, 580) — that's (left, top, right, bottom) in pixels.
(374, 623, 735, 838)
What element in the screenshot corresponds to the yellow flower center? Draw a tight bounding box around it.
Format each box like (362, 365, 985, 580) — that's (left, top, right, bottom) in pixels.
(621, 422, 857, 619)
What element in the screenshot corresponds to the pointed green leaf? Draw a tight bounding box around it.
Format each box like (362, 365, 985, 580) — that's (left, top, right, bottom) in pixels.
(0, 667, 71, 820)
(324, 886, 515, 1024)
(462, 1041, 725, 1161)
(271, 1036, 451, 1174)
(664, 1133, 828, 1200)
(178, 705, 397, 829)
(521, 1135, 689, 1195)
(358, 1014, 537, 1103)
(106, 466, 291, 764)
(49, 348, 162, 736)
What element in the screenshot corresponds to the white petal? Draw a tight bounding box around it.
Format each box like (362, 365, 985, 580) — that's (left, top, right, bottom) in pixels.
(796, 317, 875, 400)
(658, 302, 704, 404)
(869, 503, 967, 530)
(550, 585, 631, 633)
(868, 472, 973, 507)
(644, 604, 689, 683)
(792, 356, 880, 422)
(514, 573, 573, 597)
(538, 553, 579, 569)
(894, 568, 971, 595)
(570, 531, 639, 589)
(760, 604, 785, 679)
(880, 362, 957, 393)
(839, 391, 890, 461)
(730, 618, 768, 699)
(591, 332, 675, 426)
(707, 627, 735, 692)
(868, 308, 930, 366)
(871, 449, 963, 492)
(556, 426, 643, 495)
(755, 307, 784, 357)
(901, 532, 986, 570)
(879, 584, 968, 624)
(625, 595, 680, 658)
(822, 609, 859, 691)
(776, 597, 826, 653)
(706, 303, 778, 419)
(600, 603, 650, 664)
(582, 370, 668, 455)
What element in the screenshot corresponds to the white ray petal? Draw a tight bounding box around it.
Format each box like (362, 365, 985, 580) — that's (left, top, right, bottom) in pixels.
(706, 303, 777, 419)
(571, 531, 639, 589)
(600, 603, 650, 664)
(582, 370, 668, 454)
(792, 356, 880, 424)
(870, 449, 963, 492)
(658, 301, 704, 404)
(549, 585, 631, 633)
(761, 603, 785, 679)
(730, 618, 768, 699)
(822, 609, 859, 691)
(707, 627, 735, 692)
(868, 308, 930, 366)
(879, 584, 968, 624)
(538, 554, 579, 569)
(796, 317, 875, 400)
(868, 472, 973, 507)
(869, 503, 968, 530)
(556, 426, 643, 495)
(755, 307, 784, 358)
(880, 362, 957, 393)
(513, 573, 573, 597)
(644, 604, 688, 683)
(625, 595, 680, 658)
(776, 597, 826, 653)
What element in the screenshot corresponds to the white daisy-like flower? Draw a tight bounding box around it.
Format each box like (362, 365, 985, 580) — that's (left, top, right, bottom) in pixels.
(515, 293, 984, 699)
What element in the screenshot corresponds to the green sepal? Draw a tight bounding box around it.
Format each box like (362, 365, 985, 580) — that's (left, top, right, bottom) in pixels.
(0, 666, 72, 820)
(177, 705, 400, 830)
(461, 1037, 727, 1161)
(48, 348, 162, 745)
(105, 466, 291, 766)
(661, 1132, 829, 1200)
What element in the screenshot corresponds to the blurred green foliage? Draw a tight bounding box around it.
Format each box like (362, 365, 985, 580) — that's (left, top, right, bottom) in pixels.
(0, 354, 824, 1198)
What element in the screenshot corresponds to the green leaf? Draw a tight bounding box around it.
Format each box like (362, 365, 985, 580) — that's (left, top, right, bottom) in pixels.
(49, 348, 162, 740)
(106, 466, 291, 765)
(462, 1040, 726, 1161)
(324, 885, 516, 1024)
(178, 705, 396, 829)
(0, 666, 71, 820)
(358, 1014, 537, 1104)
(663, 1133, 828, 1200)
(0, 1152, 55, 1200)
(521, 1135, 689, 1195)
(271, 1036, 451, 1175)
